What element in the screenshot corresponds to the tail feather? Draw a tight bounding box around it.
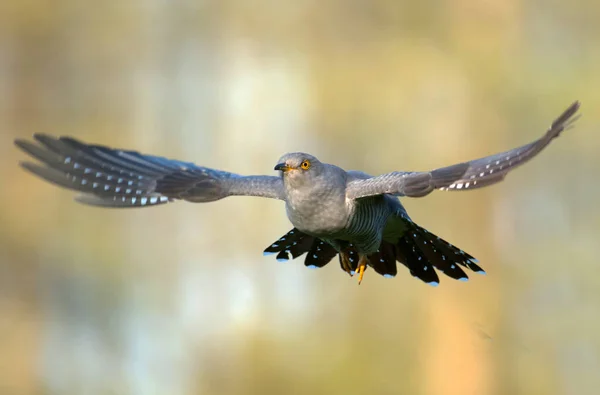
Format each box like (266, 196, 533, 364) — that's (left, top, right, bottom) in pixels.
(393, 215, 485, 284)
(263, 229, 312, 260)
(396, 238, 440, 285)
(263, 221, 485, 285)
(367, 242, 398, 278)
(414, 226, 485, 274)
(305, 239, 338, 268)
(409, 227, 469, 281)
(263, 229, 338, 267)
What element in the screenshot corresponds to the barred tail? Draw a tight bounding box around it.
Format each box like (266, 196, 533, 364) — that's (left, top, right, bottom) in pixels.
(263, 222, 485, 286)
(263, 229, 338, 269)
(394, 217, 485, 286)
(263, 229, 400, 277)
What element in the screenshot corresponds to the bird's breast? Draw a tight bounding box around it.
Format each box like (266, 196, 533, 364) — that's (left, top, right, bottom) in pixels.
(284, 185, 350, 237)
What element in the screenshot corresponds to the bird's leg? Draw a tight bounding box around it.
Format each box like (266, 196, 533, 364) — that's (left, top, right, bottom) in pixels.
(340, 252, 354, 276)
(356, 254, 369, 284)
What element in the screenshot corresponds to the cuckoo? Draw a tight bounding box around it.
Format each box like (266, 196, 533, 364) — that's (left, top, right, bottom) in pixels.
(14, 101, 580, 285)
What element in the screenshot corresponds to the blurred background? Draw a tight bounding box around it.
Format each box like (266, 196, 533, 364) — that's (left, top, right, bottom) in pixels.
(1, 1, 599, 394)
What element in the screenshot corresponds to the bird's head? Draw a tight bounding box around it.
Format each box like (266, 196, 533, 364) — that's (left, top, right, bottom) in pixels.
(274, 152, 323, 187)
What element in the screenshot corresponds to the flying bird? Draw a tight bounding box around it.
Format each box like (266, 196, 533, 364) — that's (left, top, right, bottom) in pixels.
(14, 101, 580, 285)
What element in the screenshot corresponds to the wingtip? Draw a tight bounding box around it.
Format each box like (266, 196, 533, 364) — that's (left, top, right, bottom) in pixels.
(33, 133, 55, 140)
(566, 100, 582, 120)
(13, 137, 27, 147)
(19, 161, 40, 172)
(550, 100, 582, 132)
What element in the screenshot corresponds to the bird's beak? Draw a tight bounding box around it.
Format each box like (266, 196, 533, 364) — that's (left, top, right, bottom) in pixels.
(274, 163, 291, 172)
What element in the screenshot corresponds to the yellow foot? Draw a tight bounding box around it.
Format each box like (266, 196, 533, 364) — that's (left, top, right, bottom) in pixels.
(356, 255, 368, 285)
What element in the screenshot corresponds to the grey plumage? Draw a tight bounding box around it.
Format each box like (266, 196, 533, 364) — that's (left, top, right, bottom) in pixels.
(14, 101, 580, 284)
(15, 135, 284, 207)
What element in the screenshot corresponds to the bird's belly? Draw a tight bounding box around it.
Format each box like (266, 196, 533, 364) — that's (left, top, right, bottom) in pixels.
(342, 196, 391, 252)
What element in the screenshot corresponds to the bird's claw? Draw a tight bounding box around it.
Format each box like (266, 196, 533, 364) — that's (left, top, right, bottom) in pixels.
(356, 255, 368, 285)
(340, 252, 354, 276)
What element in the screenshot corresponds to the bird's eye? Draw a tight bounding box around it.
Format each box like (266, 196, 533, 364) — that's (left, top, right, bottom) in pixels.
(300, 160, 311, 170)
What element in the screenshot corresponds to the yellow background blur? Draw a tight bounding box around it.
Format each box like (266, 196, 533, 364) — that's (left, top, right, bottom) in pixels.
(1, 1, 600, 395)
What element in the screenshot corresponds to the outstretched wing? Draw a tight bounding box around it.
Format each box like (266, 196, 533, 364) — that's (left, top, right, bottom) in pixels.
(14, 134, 284, 208)
(346, 101, 580, 200)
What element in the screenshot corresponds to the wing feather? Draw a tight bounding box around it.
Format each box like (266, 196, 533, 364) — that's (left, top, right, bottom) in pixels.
(346, 101, 580, 199)
(15, 134, 284, 208)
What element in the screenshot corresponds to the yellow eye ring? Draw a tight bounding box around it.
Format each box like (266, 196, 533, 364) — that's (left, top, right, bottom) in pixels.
(300, 160, 311, 170)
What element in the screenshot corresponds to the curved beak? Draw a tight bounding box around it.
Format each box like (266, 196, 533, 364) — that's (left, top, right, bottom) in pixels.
(274, 163, 291, 172)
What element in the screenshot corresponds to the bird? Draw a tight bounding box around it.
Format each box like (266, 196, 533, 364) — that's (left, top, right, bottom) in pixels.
(14, 101, 580, 285)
